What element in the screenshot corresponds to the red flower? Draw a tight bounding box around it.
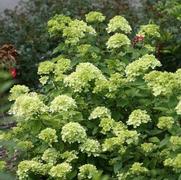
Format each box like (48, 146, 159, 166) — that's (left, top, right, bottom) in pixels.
(132, 34, 145, 46)
(9, 68, 17, 78)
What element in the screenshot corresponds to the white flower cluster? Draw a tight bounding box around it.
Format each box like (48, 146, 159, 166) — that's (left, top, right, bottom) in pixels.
(61, 122, 87, 143)
(49, 95, 77, 113)
(89, 106, 111, 120)
(79, 138, 101, 157)
(85, 11, 105, 23)
(9, 85, 29, 101)
(106, 33, 131, 49)
(9, 93, 47, 119)
(127, 109, 151, 128)
(64, 62, 106, 92)
(107, 15, 132, 33)
(125, 54, 161, 81)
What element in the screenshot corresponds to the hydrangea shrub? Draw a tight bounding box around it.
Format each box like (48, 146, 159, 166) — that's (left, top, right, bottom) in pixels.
(1, 12, 181, 179)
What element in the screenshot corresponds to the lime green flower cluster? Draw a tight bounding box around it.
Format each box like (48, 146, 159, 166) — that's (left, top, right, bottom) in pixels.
(144, 70, 180, 96)
(63, 19, 96, 45)
(48, 14, 72, 37)
(125, 54, 161, 81)
(127, 109, 151, 128)
(85, 11, 105, 23)
(107, 16, 132, 34)
(129, 162, 148, 175)
(9, 93, 47, 119)
(157, 116, 174, 129)
(175, 99, 181, 115)
(9, 85, 29, 101)
(61, 122, 87, 143)
(80, 138, 101, 157)
(164, 154, 181, 172)
(78, 164, 99, 179)
(17, 160, 50, 180)
(42, 148, 58, 164)
(38, 61, 54, 75)
(49, 162, 72, 179)
(64, 62, 106, 92)
(60, 151, 78, 163)
(17, 140, 34, 150)
(106, 33, 131, 49)
(99, 118, 115, 134)
(38, 128, 58, 146)
(138, 24, 160, 38)
(49, 95, 77, 113)
(141, 142, 156, 153)
(170, 136, 181, 148)
(89, 106, 111, 120)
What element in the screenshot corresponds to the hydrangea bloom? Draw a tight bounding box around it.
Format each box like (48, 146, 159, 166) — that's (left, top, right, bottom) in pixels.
(61, 122, 87, 143)
(99, 118, 115, 134)
(60, 151, 78, 163)
(79, 138, 101, 157)
(138, 24, 160, 38)
(38, 61, 54, 75)
(42, 148, 58, 164)
(107, 16, 132, 33)
(89, 106, 111, 120)
(49, 163, 72, 179)
(141, 143, 156, 153)
(106, 33, 131, 49)
(144, 71, 177, 96)
(129, 162, 148, 175)
(170, 136, 181, 148)
(127, 109, 151, 128)
(48, 14, 72, 37)
(63, 19, 96, 45)
(39, 76, 49, 85)
(78, 164, 99, 179)
(64, 63, 106, 92)
(164, 154, 181, 172)
(49, 95, 77, 113)
(0, 161, 6, 171)
(9, 93, 47, 119)
(38, 128, 58, 145)
(17, 160, 49, 180)
(157, 116, 174, 129)
(17, 140, 34, 150)
(85, 11, 105, 23)
(125, 54, 161, 81)
(9, 85, 29, 101)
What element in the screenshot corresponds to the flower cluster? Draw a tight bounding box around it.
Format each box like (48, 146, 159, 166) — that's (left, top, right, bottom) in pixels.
(89, 106, 111, 120)
(49, 95, 77, 113)
(38, 61, 54, 75)
(64, 62, 106, 92)
(42, 148, 58, 164)
(106, 33, 131, 49)
(144, 71, 179, 96)
(85, 11, 105, 23)
(61, 122, 87, 143)
(9, 85, 29, 101)
(60, 151, 78, 163)
(17, 140, 34, 150)
(80, 138, 101, 157)
(129, 162, 148, 175)
(0, 161, 6, 171)
(125, 54, 161, 81)
(49, 163, 72, 179)
(38, 128, 58, 145)
(141, 142, 156, 153)
(78, 164, 99, 179)
(170, 136, 181, 149)
(17, 160, 49, 180)
(99, 118, 115, 134)
(175, 99, 181, 115)
(138, 24, 160, 38)
(164, 154, 181, 172)
(157, 116, 174, 129)
(127, 109, 151, 128)
(107, 16, 132, 33)
(63, 19, 96, 45)
(9, 93, 47, 119)
(48, 14, 71, 37)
